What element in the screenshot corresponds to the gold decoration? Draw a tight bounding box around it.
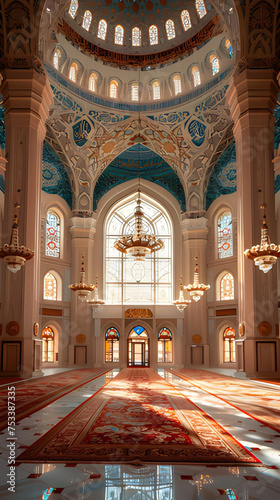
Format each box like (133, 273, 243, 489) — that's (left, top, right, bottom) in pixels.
(33, 322, 39, 337)
(69, 253, 95, 302)
(239, 322, 245, 337)
(76, 334, 86, 344)
(192, 334, 201, 344)
(257, 321, 272, 337)
(6, 321, 20, 336)
(125, 308, 153, 318)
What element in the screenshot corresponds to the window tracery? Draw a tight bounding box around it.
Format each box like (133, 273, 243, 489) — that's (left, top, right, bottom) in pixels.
(42, 326, 55, 362)
(158, 328, 173, 363)
(210, 54, 220, 75)
(82, 10, 92, 31)
(46, 209, 61, 258)
(152, 80, 161, 100)
(220, 272, 234, 300)
(98, 19, 107, 40)
(218, 211, 233, 258)
(131, 82, 139, 101)
(165, 20, 176, 40)
(69, 62, 77, 82)
(115, 25, 124, 45)
(149, 25, 158, 45)
(89, 73, 97, 92)
(172, 74, 182, 95)
(109, 80, 118, 99)
(181, 10, 192, 31)
(195, 0, 207, 19)
(53, 49, 61, 70)
(44, 272, 57, 301)
(132, 27, 141, 46)
(105, 327, 120, 362)
(68, 0, 78, 19)
(192, 66, 201, 87)
(223, 327, 236, 363)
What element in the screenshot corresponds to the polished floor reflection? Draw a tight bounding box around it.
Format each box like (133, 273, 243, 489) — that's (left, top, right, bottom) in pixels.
(0, 368, 280, 499)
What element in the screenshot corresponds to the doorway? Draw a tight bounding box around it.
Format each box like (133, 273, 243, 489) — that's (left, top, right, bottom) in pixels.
(128, 326, 149, 367)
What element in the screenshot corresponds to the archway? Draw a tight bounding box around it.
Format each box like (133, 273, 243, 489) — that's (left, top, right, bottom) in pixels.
(128, 326, 149, 367)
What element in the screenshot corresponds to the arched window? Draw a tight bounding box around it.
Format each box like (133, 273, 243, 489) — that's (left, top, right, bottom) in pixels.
(105, 327, 119, 362)
(165, 19, 176, 40)
(192, 66, 201, 87)
(152, 80, 161, 100)
(158, 328, 172, 363)
(181, 10, 192, 31)
(149, 25, 158, 45)
(68, 0, 78, 19)
(131, 82, 139, 101)
(42, 326, 55, 362)
(44, 272, 57, 300)
(98, 19, 107, 40)
(46, 209, 61, 258)
(69, 62, 77, 82)
(132, 27, 141, 46)
(218, 210, 233, 258)
(105, 195, 172, 304)
(223, 327, 236, 363)
(109, 80, 118, 99)
(82, 10, 92, 31)
(89, 73, 97, 92)
(225, 39, 233, 59)
(210, 54, 220, 75)
(115, 25, 124, 45)
(195, 0, 207, 19)
(53, 48, 61, 70)
(220, 272, 234, 300)
(172, 74, 182, 95)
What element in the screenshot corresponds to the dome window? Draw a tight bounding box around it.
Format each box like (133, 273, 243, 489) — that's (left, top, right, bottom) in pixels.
(172, 74, 182, 95)
(89, 73, 97, 92)
(109, 80, 118, 99)
(53, 48, 61, 70)
(131, 82, 139, 101)
(68, 0, 78, 19)
(210, 54, 220, 75)
(195, 0, 207, 19)
(115, 25, 124, 45)
(165, 19, 176, 40)
(181, 10, 192, 31)
(98, 19, 107, 40)
(191, 66, 201, 87)
(82, 10, 92, 31)
(149, 25, 158, 45)
(225, 39, 233, 59)
(132, 27, 141, 47)
(69, 62, 78, 82)
(152, 80, 161, 100)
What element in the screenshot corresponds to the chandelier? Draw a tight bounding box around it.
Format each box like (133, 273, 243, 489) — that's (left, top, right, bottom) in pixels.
(69, 253, 95, 301)
(87, 277, 105, 308)
(244, 205, 280, 273)
(173, 277, 191, 312)
(184, 256, 210, 301)
(0, 210, 34, 273)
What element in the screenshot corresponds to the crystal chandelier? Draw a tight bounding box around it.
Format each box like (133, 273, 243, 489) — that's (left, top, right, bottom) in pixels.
(0, 211, 34, 273)
(69, 253, 95, 301)
(173, 277, 191, 312)
(244, 205, 280, 273)
(87, 277, 105, 308)
(184, 256, 210, 301)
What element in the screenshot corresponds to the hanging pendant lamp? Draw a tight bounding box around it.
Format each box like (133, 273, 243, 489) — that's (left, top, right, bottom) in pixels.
(173, 276, 191, 312)
(87, 276, 105, 308)
(185, 256, 210, 302)
(69, 253, 95, 301)
(0, 208, 34, 273)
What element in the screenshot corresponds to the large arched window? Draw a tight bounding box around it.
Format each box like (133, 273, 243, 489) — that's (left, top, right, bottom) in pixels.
(181, 10, 191, 31)
(131, 82, 139, 101)
(220, 272, 234, 300)
(192, 66, 201, 87)
(42, 326, 55, 362)
(195, 0, 207, 19)
(44, 272, 57, 300)
(105, 195, 172, 304)
(109, 80, 118, 99)
(132, 27, 141, 46)
(68, 0, 78, 19)
(69, 62, 77, 82)
(158, 328, 172, 363)
(218, 210, 233, 258)
(149, 25, 158, 45)
(105, 327, 119, 362)
(98, 19, 107, 40)
(82, 10, 92, 31)
(165, 20, 175, 40)
(152, 80, 161, 100)
(89, 73, 97, 92)
(172, 74, 182, 95)
(46, 209, 61, 258)
(223, 327, 236, 363)
(115, 25, 124, 45)
(210, 54, 220, 75)
(53, 48, 61, 70)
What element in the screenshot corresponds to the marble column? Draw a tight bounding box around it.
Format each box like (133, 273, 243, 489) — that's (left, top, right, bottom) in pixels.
(0, 68, 52, 377)
(227, 68, 280, 377)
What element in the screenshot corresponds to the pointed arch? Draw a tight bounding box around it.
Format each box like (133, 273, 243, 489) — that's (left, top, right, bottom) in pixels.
(69, 62, 78, 82)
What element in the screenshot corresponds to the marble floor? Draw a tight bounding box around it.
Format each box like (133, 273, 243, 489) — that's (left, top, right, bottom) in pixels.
(0, 368, 280, 499)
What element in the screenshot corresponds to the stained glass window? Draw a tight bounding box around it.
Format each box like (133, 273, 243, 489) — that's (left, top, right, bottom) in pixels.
(53, 49, 61, 70)
(115, 25, 124, 45)
(149, 25, 158, 45)
(82, 10, 92, 31)
(220, 272, 234, 300)
(105, 195, 172, 305)
(165, 19, 175, 40)
(225, 38, 233, 59)
(158, 328, 172, 363)
(46, 209, 60, 258)
(98, 19, 107, 40)
(131, 82, 139, 101)
(89, 73, 97, 92)
(69, 62, 77, 82)
(181, 10, 191, 31)
(105, 327, 119, 362)
(42, 326, 54, 362)
(152, 80, 160, 100)
(44, 272, 57, 300)
(132, 27, 141, 46)
(192, 66, 201, 87)
(210, 54, 220, 75)
(68, 0, 78, 19)
(173, 74, 182, 95)
(109, 80, 118, 99)
(223, 327, 236, 363)
(218, 211, 233, 258)
(195, 0, 207, 19)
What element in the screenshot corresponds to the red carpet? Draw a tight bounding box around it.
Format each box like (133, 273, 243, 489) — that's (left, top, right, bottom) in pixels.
(0, 368, 108, 431)
(18, 368, 260, 465)
(169, 368, 280, 433)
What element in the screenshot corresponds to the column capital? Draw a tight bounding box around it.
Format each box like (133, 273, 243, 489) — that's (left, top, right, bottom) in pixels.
(70, 215, 97, 240)
(181, 216, 208, 240)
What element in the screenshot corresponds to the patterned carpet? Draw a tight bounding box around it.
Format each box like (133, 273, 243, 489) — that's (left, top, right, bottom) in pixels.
(18, 368, 260, 465)
(169, 368, 280, 433)
(0, 368, 107, 431)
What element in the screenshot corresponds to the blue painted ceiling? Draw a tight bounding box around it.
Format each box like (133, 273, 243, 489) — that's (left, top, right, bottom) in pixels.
(206, 141, 236, 210)
(42, 141, 73, 209)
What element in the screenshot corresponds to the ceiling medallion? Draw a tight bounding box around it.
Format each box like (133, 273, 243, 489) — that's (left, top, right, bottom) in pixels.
(244, 205, 280, 273)
(69, 253, 95, 301)
(0, 207, 34, 273)
(184, 256, 210, 302)
(173, 277, 191, 312)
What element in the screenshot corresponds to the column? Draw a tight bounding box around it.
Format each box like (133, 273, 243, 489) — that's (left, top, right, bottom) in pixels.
(0, 68, 52, 377)
(227, 68, 280, 377)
